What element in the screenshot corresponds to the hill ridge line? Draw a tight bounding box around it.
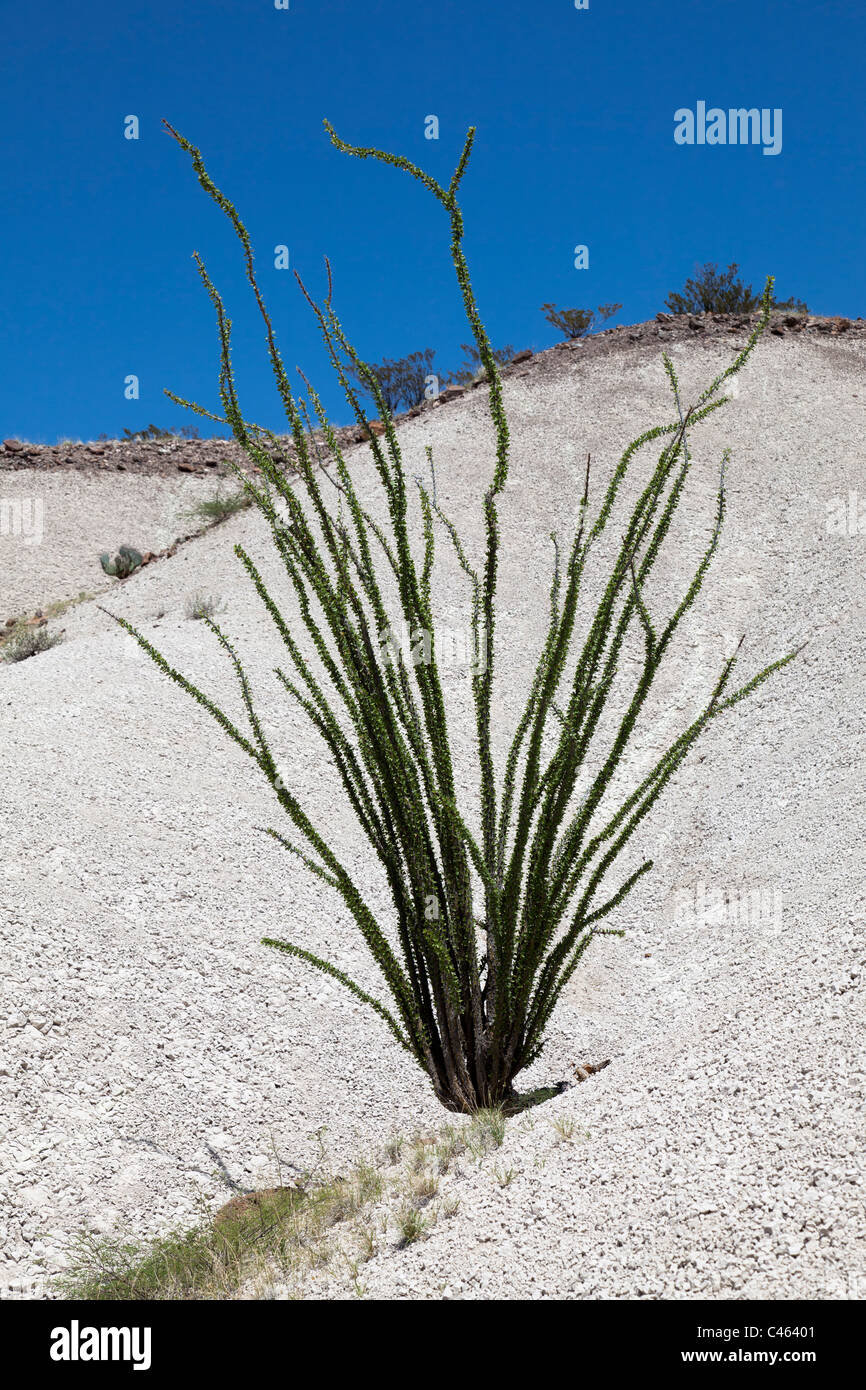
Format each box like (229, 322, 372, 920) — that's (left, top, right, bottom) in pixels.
(3, 309, 862, 476)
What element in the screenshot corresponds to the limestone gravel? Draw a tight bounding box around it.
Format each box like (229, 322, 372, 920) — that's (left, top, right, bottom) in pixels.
(1, 327, 863, 1299)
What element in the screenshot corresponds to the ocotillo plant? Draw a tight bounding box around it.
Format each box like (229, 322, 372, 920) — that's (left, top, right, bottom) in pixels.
(108, 120, 799, 1113)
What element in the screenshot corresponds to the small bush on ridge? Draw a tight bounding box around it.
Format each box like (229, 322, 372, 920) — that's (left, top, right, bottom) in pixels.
(666, 262, 808, 316)
(541, 302, 622, 340)
(348, 349, 437, 413)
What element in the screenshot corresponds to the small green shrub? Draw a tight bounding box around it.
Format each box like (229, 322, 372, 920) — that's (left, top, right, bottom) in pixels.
(186, 487, 252, 527)
(58, 1109, 518, 1299)
(411, 1171, 440, 1205)
(2, 626, 63, 663)
(100, 545, 144, 579)
(666, 262, 759, 314)
(541, 301, 622, 340)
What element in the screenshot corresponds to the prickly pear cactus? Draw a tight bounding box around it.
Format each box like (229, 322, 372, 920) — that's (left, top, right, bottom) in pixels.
(118, 545, 144, 575)
(99, 545, 144, 579)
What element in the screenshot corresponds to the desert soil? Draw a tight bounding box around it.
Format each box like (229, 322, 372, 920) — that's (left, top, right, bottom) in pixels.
(1, 318, 863, 1299)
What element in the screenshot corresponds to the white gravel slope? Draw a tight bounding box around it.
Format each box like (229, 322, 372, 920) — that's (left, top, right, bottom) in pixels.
(0, 471, 220, 618)
(1, 331, 863, 1299)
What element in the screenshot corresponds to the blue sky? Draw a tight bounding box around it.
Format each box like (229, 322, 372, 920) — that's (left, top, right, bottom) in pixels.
(2, 0, 863, 443)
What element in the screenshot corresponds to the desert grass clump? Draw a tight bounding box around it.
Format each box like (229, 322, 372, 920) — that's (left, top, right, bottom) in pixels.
(383, 1136, 404, 1166)
(411, 1171, 440, 1205)
(185, 486, 251, 527)
(58, 1186, 305, 1301)
(58, 1108, 528, 1298)
(396, 1205, 429, 1248)
(185, 590, 224, 621)
(108, 119, 799, 1115)
(550, 1114, 578, 1143)
(466, 1106, 507, 1159)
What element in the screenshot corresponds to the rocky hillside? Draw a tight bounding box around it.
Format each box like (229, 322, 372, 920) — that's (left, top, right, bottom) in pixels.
(1, 313, 863, 1299)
